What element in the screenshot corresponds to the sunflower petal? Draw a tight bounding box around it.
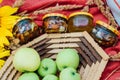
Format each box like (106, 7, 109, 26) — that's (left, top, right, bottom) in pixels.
(0, 0, 2, 3)
(0, 36, 10, 47)
(0, 6, 18, 17)
(0, 50, 10, 58)
(1, 16, 20, 31)
(0, 28, 13, 37)
(0, 59, 5, 69)
(0, 47, 6, 52)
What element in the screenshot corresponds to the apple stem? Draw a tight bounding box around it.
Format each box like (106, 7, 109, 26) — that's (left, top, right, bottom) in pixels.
(63, 66, 67, 69)
(43, 66, 48, 70)
(72, 72, 75, 75)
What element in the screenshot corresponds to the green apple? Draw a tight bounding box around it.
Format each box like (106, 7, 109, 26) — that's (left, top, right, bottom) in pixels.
(60, 67, 81, 80)
(18, 72, 40, 80)
(56, 48, 80, 71)
(38, 58, 57, 77)
(13, 47, 40, 72)
(42, 74, 58, 80)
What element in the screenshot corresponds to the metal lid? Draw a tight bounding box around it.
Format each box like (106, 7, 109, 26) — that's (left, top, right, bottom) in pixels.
(69, 12, 93, 19)
(42, 13, 67, 20)
(13, 17, 33, 27)
(96, 20, 120, 36)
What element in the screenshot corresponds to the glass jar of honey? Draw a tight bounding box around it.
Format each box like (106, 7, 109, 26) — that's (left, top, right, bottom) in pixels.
(91, 20, 120, 47)
(42, 13, 68, 33)
(68, 12, 94, 33)
(12, 17, 42, 44)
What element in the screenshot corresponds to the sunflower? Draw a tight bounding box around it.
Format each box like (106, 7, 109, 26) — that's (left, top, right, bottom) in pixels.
(0, 3, 20, 69)
(0, 0, 2, 3)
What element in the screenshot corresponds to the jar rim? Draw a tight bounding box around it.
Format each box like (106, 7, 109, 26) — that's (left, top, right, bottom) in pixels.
(12, 17, 35, 34)
(68, 12, 93, 19)
(42, 13, 67, 20)
(96, 20, 120, 36)
(13, 17, 33, 26)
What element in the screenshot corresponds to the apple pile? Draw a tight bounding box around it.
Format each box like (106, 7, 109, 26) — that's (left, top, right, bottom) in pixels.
(13, 48, 81, 80)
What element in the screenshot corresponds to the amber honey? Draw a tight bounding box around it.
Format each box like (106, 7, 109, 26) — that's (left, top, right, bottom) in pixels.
(43, 13, 68, 33)
(68, 12, 94, 33)
(12, 17, 41, 44)
(91, 20, 120, 47)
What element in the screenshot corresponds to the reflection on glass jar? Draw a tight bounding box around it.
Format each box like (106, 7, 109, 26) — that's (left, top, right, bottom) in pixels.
(12, 17, 42, 44)
(91, 21, 120, 47)
(43, 13, 67, 33)
(68, 12, 94, 33)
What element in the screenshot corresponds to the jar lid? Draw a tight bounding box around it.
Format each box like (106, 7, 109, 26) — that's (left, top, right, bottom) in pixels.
(14, 17, 33, 26)
(96, 20, 120, 36)
(69, 12, 93, 19)
(12, 17, 35, 33)
(42, 13, 67, 20)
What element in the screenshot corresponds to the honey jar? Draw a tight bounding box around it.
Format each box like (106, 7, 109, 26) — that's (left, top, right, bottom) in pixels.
(68, 12, 94, 33)
(12, 17, 42, 44)
(42, 13, 68, 33)
(91, 21, 120, 47)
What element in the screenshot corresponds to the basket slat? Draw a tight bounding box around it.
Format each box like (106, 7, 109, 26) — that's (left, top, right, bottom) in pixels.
(82, 65, 90, 80)
(7, 69, 17, 80)
(86, 63, 96, 80)
(47, 43, 79, 48)
(47, 38, 81, 43)
(1, 64, 14, 80)
(89, 61, 100, 80)
(47, 32, 83, 38)
(79, 66, 85, 77)
(0, 31, 109, 80)
(82, 32, 109, 60)
(0, 54, 14, 78)
(93, 60, 108, 80)
(13, 72, 22, 80)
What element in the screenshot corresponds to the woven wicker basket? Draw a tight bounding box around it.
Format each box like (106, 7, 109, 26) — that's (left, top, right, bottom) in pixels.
(0, 31, 109, 80)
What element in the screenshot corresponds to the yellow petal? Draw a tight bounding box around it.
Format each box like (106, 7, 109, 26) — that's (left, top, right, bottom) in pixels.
(0, 6, 18, 17)
(0, 47, 6, 52)
(0, 0, 3, 3)
(0, 36, 10, 47)
(0, 50, 10, 58)
(0, 28, 13, 37)
(0, 59, 5, 69)
(1, 16, 20, 31)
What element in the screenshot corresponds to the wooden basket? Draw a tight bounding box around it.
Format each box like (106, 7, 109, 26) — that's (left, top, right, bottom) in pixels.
(0, 31, 109, 80)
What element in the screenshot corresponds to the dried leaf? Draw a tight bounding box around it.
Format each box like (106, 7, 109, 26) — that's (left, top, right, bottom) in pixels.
(94, 0, 118, 27)
(13, 0, 25, 8)
(81, 6, 89, 12)
(86, 0, 94, 5)
(110, 52, 120, 59)
(33, 5, 83, 15)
